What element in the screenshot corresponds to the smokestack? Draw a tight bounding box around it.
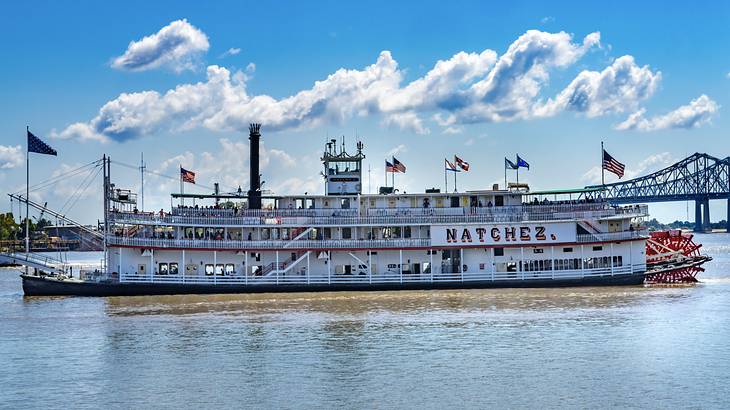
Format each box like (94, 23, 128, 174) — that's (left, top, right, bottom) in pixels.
(248, 123, 262, 209)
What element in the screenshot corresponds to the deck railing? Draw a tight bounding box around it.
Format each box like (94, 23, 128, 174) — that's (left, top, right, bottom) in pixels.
(118, 264, 646, 285)
(109, 204, 649, 227)
(108, 236, 431, 250)
(107, 230, 647, 250)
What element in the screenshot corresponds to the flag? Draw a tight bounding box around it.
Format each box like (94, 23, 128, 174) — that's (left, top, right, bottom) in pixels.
(27, 130, 57, 156)
(392, 157, 406, 173)
(445, 158, 460, 172)
(180, 167, 196, 184)
(505, 158, 518, 170)
(516, 155, 530, 169)
(602, 149, 625, 178)
(454, 155, 470, 171)
(385, 160, 395, 173)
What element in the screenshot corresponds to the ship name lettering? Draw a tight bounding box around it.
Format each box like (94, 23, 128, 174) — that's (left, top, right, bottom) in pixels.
(475, 228, 486, 242)
(520, 227, 531, 241)
(535, 226, 546, 240)
(504, 227, 516, 242)
(461, 228, 472, 243)
(446, 228, 457, 243)
(491, 228, 501, 241)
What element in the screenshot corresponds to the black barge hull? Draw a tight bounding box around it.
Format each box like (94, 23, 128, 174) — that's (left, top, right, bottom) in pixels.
(22, 273, 647, 297)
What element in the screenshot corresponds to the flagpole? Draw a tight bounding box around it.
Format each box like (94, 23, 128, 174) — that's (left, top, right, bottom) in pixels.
(504, 161, 507, 189)
(25, 126, 29, 273)
(180, 165, 184, 207)
(454, 170, 457, 193)
(601, 141, 605, 186)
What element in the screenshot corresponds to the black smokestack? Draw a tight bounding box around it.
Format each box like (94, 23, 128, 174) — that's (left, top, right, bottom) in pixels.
(248, 123, 262, 209)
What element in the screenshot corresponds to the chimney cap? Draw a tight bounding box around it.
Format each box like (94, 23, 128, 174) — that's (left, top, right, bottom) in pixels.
(249, 123, 261, 135)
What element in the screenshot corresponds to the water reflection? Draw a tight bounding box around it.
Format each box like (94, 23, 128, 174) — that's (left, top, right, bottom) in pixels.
(103, 286, 695, 318)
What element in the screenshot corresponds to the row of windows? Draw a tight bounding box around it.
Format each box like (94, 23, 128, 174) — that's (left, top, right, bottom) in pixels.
(522, 256, 624, 272)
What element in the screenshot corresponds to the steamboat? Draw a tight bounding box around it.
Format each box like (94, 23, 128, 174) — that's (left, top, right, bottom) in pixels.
(14, 124, 710, 296)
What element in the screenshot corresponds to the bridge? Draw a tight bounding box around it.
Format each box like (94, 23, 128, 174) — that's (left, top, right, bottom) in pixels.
(586, 153, 730, 232)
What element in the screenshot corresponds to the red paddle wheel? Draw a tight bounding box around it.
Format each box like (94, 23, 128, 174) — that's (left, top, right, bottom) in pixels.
(645, 230, 711, 283)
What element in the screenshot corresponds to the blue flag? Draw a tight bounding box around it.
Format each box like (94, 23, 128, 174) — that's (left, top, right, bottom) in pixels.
(504, 158, 518, 170)
(27, 130, 57, 156)
(516, 155, 529, 169)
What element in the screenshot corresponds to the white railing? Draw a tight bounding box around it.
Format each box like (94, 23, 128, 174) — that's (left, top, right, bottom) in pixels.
(108, 236, 430, 249)
(109, 204, 649, 227)
(118, 264, 645, 285)
(107, 229, 646, 250)
(576, 230, 648, 243)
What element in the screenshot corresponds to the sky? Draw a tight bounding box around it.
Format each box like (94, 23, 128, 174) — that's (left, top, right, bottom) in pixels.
(0, 0, 729, 224)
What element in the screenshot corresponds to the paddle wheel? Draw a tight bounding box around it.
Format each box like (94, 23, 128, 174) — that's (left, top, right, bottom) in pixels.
(645, 230, 711, 283)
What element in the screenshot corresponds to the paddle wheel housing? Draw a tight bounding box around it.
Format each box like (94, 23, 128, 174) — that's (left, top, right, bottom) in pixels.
(645, 230, 710, 283)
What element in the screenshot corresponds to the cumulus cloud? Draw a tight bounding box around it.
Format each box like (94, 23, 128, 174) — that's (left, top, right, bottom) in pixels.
(58, 29, 695, 143)
(0, 145, 23, 169)
(536, 55, 661, 118)
(111, 19, 209, 72)
(614, 94, 719, 131)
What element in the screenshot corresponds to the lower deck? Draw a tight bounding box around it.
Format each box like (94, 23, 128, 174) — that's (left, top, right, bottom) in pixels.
(106, 239, 646, 287)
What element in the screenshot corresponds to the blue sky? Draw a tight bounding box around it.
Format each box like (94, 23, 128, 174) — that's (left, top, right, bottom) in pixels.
(1, 0, 729, 223)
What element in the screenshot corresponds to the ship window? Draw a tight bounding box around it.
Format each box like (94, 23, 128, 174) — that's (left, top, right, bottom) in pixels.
(533, 248, 544, 254)
(250, 252, 261, 261)
(612, 256, 623, 267)
(215, 264, 224, 276)
(404, 226, 411, 238)
(169, 263, 179, 275)
(205, 264, 214, 275)
(225, 264, 235, 274)
(341, 198, 350, 209)
(342, 227, 352, 239)
(593, 246, 603, 251)
(494, 248, 504, 257)
(494, 196, 504, 207)
(157, 263, 168, 275)
(563, 247, 573, 253)
(450, 196, 460, 207)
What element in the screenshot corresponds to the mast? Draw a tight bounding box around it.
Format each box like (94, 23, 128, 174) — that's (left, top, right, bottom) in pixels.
(25, 126, 29, 273)
(103, 155, 109, 274)
(601, 141, 605, 186)
(140, 152, 145, 211)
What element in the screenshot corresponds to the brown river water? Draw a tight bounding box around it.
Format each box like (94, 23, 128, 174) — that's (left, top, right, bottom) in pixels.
(1, 233, 729, 409)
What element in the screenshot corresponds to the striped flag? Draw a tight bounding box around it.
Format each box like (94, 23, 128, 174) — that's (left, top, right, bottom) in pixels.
(385, 160, 395, 173)
(445, 158, 460, 172)
(180, 167, 196, 183)
(392, 157, 406, 173)
(602, 149, 625, 178)
(454, 155, 469, 171)
(27, 130, 57, 156)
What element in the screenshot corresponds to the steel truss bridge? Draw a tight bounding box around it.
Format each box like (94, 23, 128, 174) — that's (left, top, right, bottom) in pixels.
(585, 153, 730, 232)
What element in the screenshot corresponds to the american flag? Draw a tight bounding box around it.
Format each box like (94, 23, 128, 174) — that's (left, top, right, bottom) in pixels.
(27, 130, 57, 156)
(454, 155, 469, 171)
(392, 157, 406, 173)
(385, 160, 395, 173)
(180, 167, 196, 184)
(602, 149, 625, 178)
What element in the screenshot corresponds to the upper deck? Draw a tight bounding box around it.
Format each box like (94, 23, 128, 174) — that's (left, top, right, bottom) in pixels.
(109, 195, 648, 228)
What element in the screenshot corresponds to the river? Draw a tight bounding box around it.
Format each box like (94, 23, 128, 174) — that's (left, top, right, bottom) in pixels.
(1, 233, 728, 409)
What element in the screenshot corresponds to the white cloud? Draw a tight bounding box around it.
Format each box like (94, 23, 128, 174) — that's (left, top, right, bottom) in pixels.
(386, 144, 407, 157)
(0, 145, 23, 169)
(540, 16, 555, 24)
(581, 152, 674, 184)
(615, 94, 719, 131)
(59, 29, 699, 143)
(443, 126, 463, 134)
(536, 55, 661, 118)
(219, 47, 241, 58)
(111, 19, 209, 72)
